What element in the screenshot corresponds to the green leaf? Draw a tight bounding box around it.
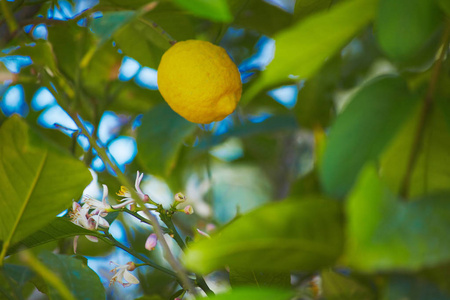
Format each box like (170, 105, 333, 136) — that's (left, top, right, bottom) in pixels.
(294, 0, 334, 20)
(243, 0, 377, 103)
(321, 269, 375, 300)
(346, 165, 450, 271)
(380, 104, 450, 198)
(38, 251, 105, 300)
(375, 0, 443, 62)
(172, 0, 232, 22)
(137, 104, 197, 177)
(229, 267, 291, 288)
(8, 218, 103, 255)
(91, 11, 135, 42)
(320, 75, 416, 198)
(184, 196, 343, 274)
(107, 81, 164, 114)
(207, 287, 293, 300)
(0, 116, 91, 259)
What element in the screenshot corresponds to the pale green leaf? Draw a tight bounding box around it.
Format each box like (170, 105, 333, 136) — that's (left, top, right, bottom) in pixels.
(184, 196, 343, 274)
(346, 165, 450, 271)
(206, 287, 293, 300)
(172, 0, 232, 22)
(0, 116, 91, 259)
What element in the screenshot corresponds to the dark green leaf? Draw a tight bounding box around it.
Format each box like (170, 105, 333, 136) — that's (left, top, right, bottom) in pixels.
(233, 0, 292, 36)
(8, 218, 104, 255)
(294, 0, 334, 20)
(38, 251, 105, 300)
(172, 0, 232, 22)
(91, 11, 135, 42)
(184, 196, 343, 274)
(137, 104, 197, 176)
(229, 267, 291, 288)
(375, 0, 443, 62)
(346, 165, 450, 271)
(320, 75, 416, 197)
(0, 116, 91, 258)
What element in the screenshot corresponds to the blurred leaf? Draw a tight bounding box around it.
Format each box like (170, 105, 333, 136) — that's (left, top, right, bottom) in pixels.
(38, 251, 105, 299)
(294, 0, 334, 20)
(243, 0, 377, 103)
(0, 264, 35, 299)
(184, 196, 343, 274)
(233, 0, 292, 36)
(229, 267, 291, 288)
(375, 0, 443, 63)
(4, 41, 57, 72)
(346, 165, 450, 271)
(381, 276, 450, 300)
(436, 0, 450, 15)
(380, 104, 450, 198)
(8, 218, 104, 255)
(172, 0, 232, 22)
(137, 104, 197, 177)
(207, 287, 293, 300)
(81, 41, 123, 99)
(91, 11, 135, 42)
(108, 81, 163, 114)
(321, 269, 375, 300)
(113, 19, 167, 68)
(320, 75, 416, 198)
(47, 22, 95, 80)
(99, 0, 154, 9)
(0, 116, 91, 258)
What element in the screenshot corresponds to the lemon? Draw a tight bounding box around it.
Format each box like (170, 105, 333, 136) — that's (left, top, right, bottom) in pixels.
(157, 40, 242, 124)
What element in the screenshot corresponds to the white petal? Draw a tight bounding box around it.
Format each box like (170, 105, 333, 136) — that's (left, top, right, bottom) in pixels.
(123, 270, 140, 284)
(102, 184, 109, 204)
(86, 235, 98, 242)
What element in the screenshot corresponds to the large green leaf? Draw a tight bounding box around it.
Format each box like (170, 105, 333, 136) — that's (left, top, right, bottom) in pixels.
(242, 0, 377, 103)
(381, 276, 450, 300)
(294, 0, 335, 20)
(375, 0, 443, 62)
(172, 0, 232, 22)
(0, 116, 91, 259)
(320, 75, 416, 197)
(380, 104, 450, 198)
(206, 287, 293, 300)
(137, 104, 197, 177)
(346, 165, 450, 271)
(184, 196, 343, 274)
(38, 251, 105, 300)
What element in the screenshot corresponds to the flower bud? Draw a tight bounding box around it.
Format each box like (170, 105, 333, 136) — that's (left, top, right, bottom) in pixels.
(184, 205, 194, 215)
(126, 261, 136, 271)
(174, 192, 186, 203)
(145, 233, 157, 251)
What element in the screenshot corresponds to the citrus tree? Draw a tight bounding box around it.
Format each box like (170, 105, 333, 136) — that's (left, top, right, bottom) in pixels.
(0, 0, 450, 299)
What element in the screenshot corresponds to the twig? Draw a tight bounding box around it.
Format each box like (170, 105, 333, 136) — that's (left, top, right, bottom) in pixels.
(399, 22, 450, 199)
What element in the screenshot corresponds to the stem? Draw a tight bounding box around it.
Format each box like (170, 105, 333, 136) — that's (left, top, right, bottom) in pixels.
(161, 217, 215, 296)
(0, 0, 18, 32)
(100, 232, 178, 278)
(69, 115, 198, 296)
(399, 22, 450, 199)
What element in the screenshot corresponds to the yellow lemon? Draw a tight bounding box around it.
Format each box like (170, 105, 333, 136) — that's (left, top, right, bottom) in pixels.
(157, 40, 242, 124)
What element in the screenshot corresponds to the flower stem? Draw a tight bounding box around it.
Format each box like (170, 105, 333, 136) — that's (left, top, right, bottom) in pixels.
(70, 115, 198, 296)
(100, 232, 178, 278)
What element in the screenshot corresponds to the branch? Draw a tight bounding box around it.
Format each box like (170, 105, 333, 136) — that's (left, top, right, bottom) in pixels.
(399, 21, 450, 199)
(0, 0, 18, 32)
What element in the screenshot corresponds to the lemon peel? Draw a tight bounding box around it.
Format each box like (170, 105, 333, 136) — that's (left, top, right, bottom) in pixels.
(157, 40, 242, 124)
